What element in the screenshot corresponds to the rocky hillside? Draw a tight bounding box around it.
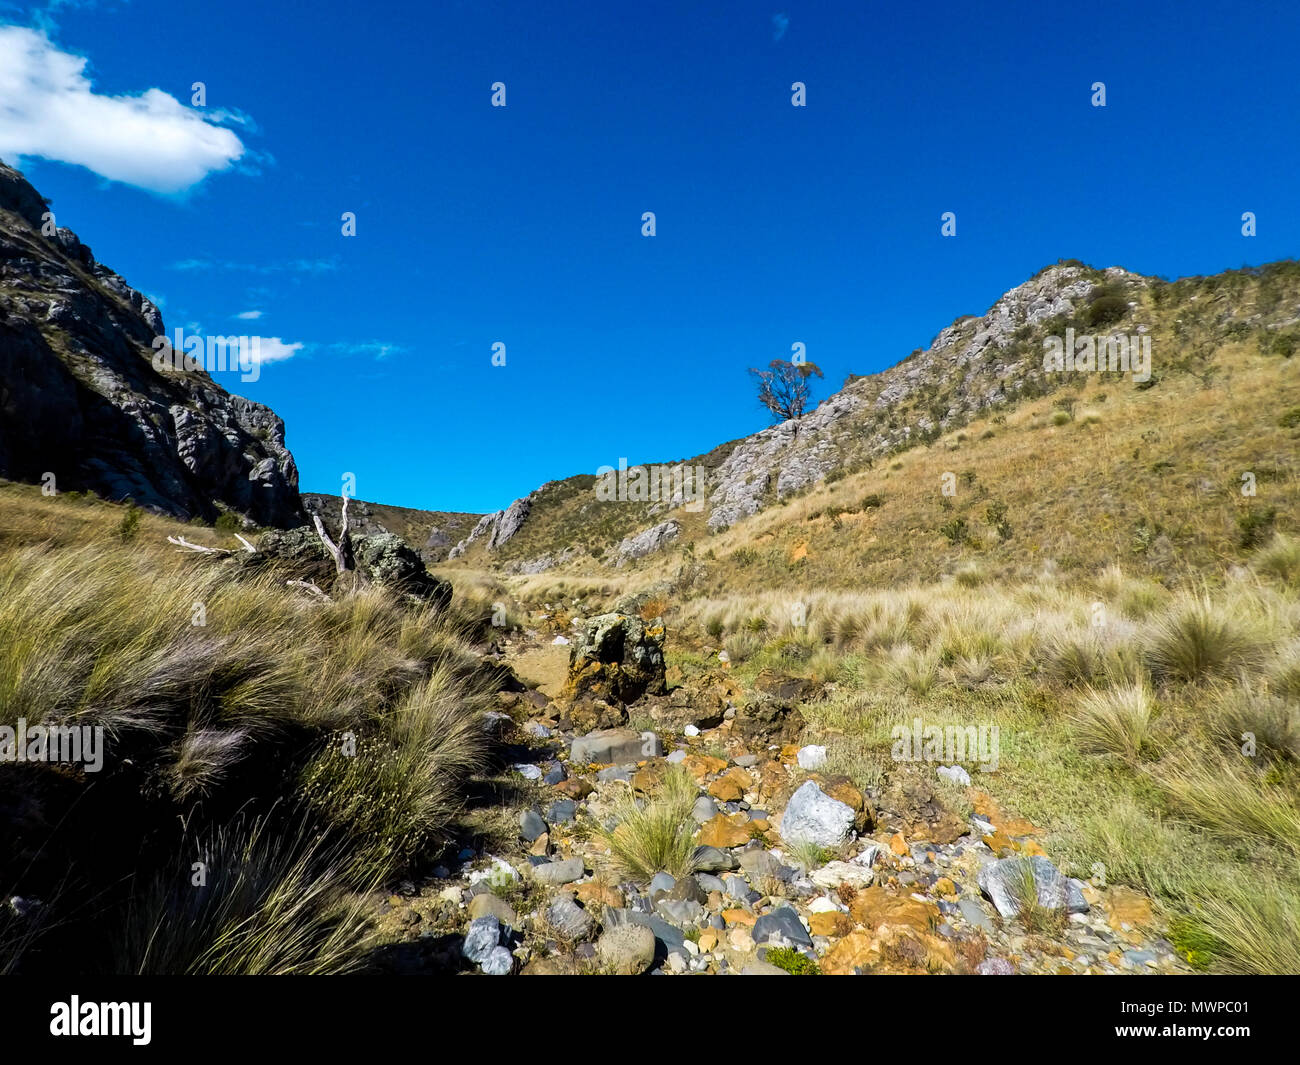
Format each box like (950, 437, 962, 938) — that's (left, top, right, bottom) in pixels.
(0, 161, 302, 526)
(445, 258, 1300, 576)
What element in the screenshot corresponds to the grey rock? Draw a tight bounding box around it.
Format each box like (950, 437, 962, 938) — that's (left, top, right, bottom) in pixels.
(959, 898, 993, 931)
(737, 849, 781, 878)
(480, 945, 514, 975)
(976, 957, 1016, 975)
(655, 898, 705, 927)
(528, 858, 585, 886)
(778, 781, 855, 848)
(740, 960, 791, 975)
(692, 846, 738, 872)
(520, 807, 548, 842)
(542, 762, 567, 785)
(545, 799, 578, 823)
(648, 873, 676, 899)
(692, 796, 719, 823)
(615, 520, 681, 564)
(546, 895, 595, 940)
(695, 873, 727, 895)
(976, 856, 1090, 919)
(462, 915, 501, 964)
(752, 906, 812, 948)
(596, 766, 632, 782)
(596, 923, 657, 975)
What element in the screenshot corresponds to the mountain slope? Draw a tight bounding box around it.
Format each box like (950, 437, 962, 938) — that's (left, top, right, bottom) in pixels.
(0, 161, 302, 526)
(443, 258, 1300, 580)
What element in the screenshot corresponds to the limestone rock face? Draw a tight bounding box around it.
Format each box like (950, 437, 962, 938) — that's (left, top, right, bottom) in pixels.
(615, 519, 680, 564)
(448, 491, 534, 557)
(564, 613, 668, 704)
(0, 160, 302, 526)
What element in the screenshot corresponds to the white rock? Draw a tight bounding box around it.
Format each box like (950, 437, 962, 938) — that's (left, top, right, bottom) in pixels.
(808, 896, 841, 913)
(512, 763, 542, 780)
(809, 860, 875, 890)
(796, 744, 828, 770)
(779, 781, 855, 848)
(552, 635, 570, 645)
(684, 724, 700, 737)
(937, 764, 972, 787)
(467, 857, 520, 889)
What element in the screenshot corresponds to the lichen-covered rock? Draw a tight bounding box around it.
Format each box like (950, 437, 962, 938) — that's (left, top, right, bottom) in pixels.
(354, 533, 452, 608)
(564, 613, 667, 704)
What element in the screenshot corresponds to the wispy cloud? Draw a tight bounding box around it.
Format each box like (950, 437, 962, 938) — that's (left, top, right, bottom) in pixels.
(0, 25, 246, 193)
(235, 310, 263, 320)
(772, 13, 789, 41)
(170, 257, 340, 275)
(326, 340, 407, 360)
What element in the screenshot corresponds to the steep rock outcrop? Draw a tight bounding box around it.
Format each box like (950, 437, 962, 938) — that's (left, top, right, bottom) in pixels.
(0, 160, 301, 525)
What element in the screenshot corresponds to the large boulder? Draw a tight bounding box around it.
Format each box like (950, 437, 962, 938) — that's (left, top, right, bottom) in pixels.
(564, 613, 667, 704)
(779, 781, 856, 848)
(354, 533, 452, 608)
(977, 856, 1090, 919)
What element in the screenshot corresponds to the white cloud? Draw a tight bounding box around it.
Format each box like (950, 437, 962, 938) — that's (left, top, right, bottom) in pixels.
(251, 337, 302, 365)
(235, 310, 262, 320)
(0, 25, 245, 193)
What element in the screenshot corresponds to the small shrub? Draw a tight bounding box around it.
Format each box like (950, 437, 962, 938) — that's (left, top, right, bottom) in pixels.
(939, 517, 968, 545)
(117, 502, 142, 543)
(765, 946, 820, 975)
(1236, 506, 1277, 549)
(214, 511, 244, 535)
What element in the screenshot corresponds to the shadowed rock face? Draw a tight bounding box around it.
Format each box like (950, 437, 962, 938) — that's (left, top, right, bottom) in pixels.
(0, 160, 302, 526)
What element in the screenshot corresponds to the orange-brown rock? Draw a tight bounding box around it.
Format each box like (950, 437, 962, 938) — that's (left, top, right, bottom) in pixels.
(708, 767, 755, 802)
(697, 813, 751, 849)
(889, 833, 909, 855)
(683, 753, 728, 782)
(849, 886, 939, 936)
(574, 880, 624, 909)
(821, 930, 876, 975)
(554, 778, 593, 800)
(808, 910, 853, 937)
(721, 908, 756, 927)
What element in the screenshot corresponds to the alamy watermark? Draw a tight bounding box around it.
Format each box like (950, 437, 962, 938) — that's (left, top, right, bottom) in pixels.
(1043, 327, 1151, 383)
(595, 459, 708, 512)
(152, 328, 264, 383)
(1, 718, 104, 772)
(891, 717, 999, 772)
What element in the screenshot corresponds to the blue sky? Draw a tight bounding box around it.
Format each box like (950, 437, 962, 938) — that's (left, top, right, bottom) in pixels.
(2, 0, 1297, 513)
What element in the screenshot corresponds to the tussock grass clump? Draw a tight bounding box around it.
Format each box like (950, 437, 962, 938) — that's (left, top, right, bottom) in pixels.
(0, 529, 491, 976)
(1144, 594, 1267, 684)
(1151, 751, 1300, 852)
(1190, 864, 1300, 975)
(1254, 533, 1300, 588)
(596, 767, 699, 882)
(113, 816, 376, 975)
(1068, 683, 1158, 761)
(1205, 681, 1300, 763)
